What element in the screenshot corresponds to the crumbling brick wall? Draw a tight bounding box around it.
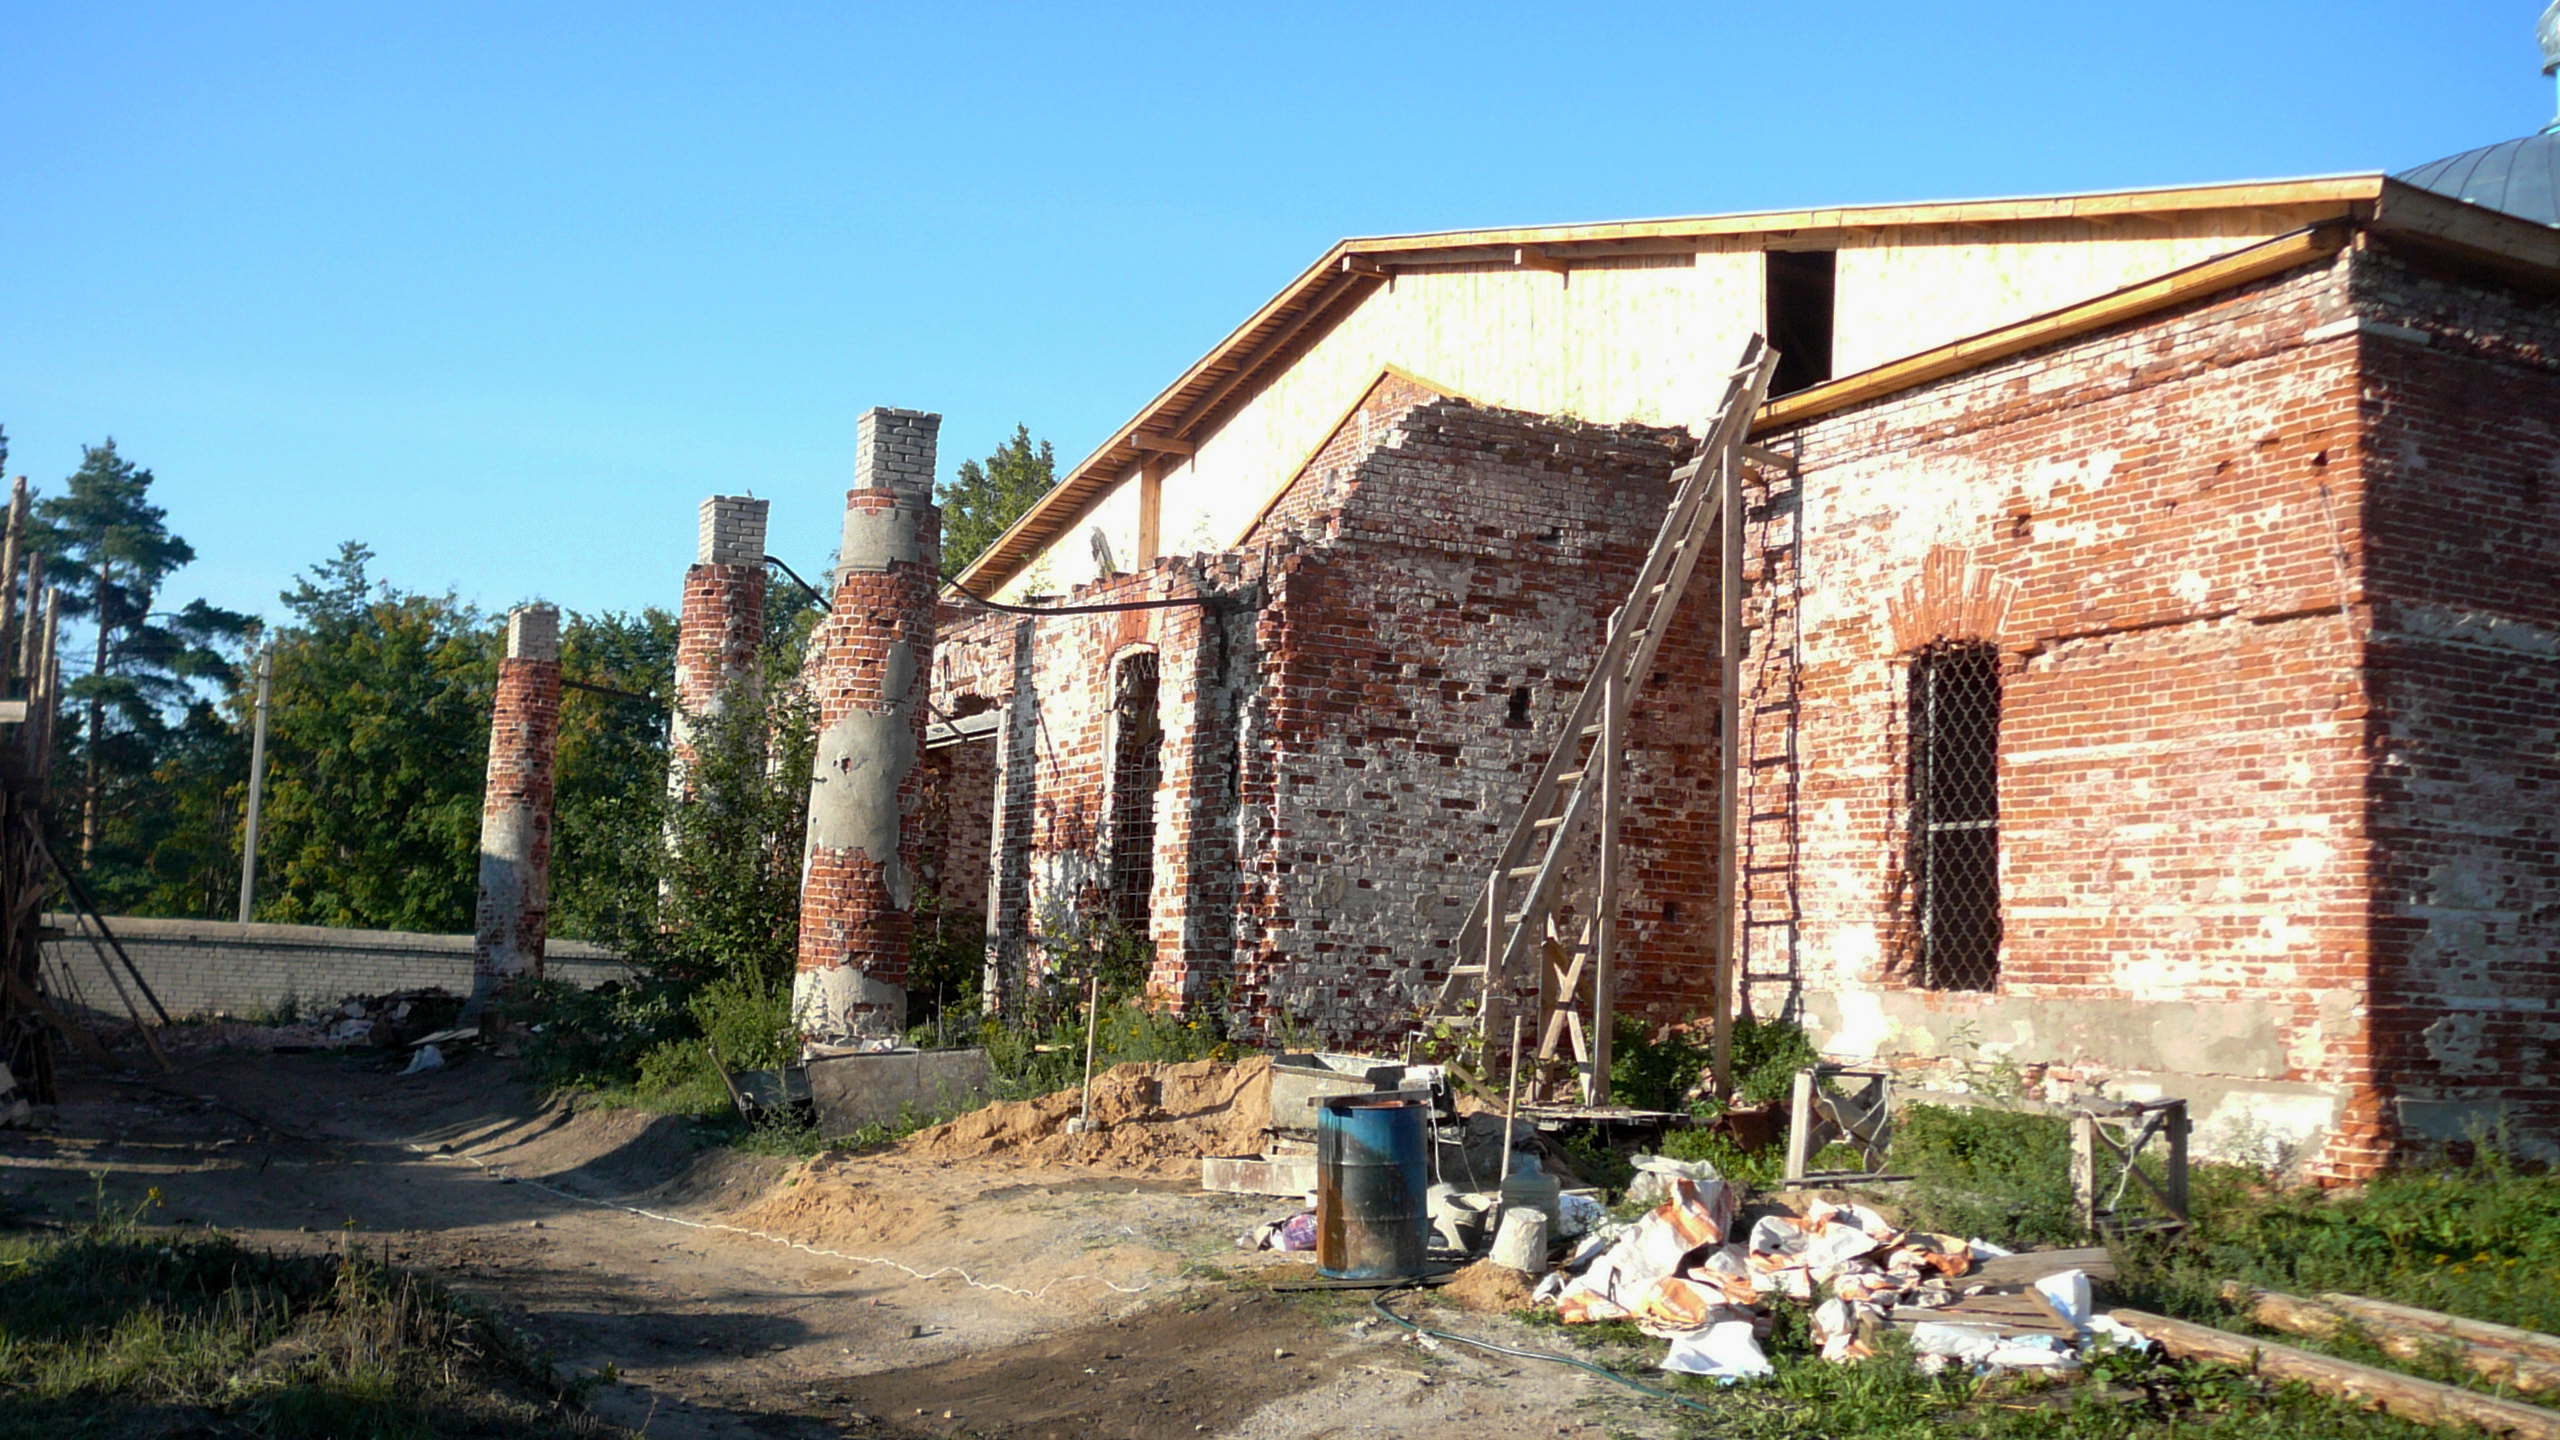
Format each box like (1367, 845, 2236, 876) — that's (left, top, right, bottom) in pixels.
(1227, 395, 1712, 1046)
(2351, 238, 2560, 1167)
(934, 557, 1257, 1014)
(1759, 252, 2401, 1176)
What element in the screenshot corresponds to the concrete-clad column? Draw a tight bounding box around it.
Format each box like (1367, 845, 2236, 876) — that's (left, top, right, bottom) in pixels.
(795, 408, 941, 1040)
(469, 605, 562, 1015)
(670, 495, 770, 797)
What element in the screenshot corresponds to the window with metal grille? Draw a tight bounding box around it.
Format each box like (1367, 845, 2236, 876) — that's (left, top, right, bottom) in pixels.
(1106, 652, 1163, 930)
(1908, 641, 2002, 991)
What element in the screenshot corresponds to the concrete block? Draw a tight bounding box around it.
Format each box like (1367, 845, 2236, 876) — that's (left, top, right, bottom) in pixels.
(807, 1046, 994, 1135)
(1201, 1154, 1318, 1196)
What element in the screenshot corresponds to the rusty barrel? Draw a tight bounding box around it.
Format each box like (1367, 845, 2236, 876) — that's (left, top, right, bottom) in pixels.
(1315, 1093, 1430, 1281)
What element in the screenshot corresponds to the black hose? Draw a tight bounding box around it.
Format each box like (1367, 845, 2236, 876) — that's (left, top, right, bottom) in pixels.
(1367, 1287, 1719, 1417)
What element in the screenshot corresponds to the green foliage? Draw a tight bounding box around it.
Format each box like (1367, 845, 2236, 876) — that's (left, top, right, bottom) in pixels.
(936, 424, 1057, 582)
(1652, 1342, 2455, 1440)
(510, 976, 695, 1095)
(1726, 1015, 1822, 1108)
(548, 608, 678, 944)
(2115, 1155, 2560, 1341)
(253, 543, 498, 931)
(0, 1201, 597, 1437)
(27, 438, 257, 907)
(1609, 1014, 1712, 1112)
(1890, 1103, 2086, 1249)
(973, 996, 1233, 1106)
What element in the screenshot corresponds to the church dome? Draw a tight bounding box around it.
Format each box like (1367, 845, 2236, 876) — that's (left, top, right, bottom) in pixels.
(2394, 2, 2560, 226)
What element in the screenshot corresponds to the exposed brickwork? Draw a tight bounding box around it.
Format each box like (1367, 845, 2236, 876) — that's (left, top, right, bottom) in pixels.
(918, 731, 996, 924)
(670, 495, 769, 796)
(909, 236, 2560, 1172)
(796, 410, 941, 1037)
(2350, 239, 2560, 1169)
(470, 606, 562, 1011)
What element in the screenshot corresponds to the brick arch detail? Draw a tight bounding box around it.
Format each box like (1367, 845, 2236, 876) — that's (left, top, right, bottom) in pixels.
(1886, 545, 2018, 653)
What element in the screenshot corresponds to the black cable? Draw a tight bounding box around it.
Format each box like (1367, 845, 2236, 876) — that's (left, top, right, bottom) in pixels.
(941, 582, 1242, 617)
(1368, 1287, 1719, 1416)
(763, 555, 831, 612)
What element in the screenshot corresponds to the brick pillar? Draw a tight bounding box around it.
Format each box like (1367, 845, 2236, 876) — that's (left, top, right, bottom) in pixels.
(795, 409, 941, 1040)
(670, 495, 770, 798)
(469, 605, 562, 1016)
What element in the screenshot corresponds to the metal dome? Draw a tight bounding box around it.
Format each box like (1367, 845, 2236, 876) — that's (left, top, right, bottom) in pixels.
(2397, 132, 2560, 227)
(2394, 3, 2560, 226)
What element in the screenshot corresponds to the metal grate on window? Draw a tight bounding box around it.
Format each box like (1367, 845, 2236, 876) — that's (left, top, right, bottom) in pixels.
(1908, 641, 2002, 991)
(1106, 652, 1163, 930)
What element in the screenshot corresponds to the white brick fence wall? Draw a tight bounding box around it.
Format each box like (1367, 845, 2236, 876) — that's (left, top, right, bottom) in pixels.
(41, 915, 633, 1019)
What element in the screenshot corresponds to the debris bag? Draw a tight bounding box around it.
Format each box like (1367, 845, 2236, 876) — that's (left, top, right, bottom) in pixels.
(1659, 1320, 1774, 1381)
(1239, 1210, 1319, 1252)
(401, 1044, 446, 1076)
(2086, 1312, 2153, 1352)
(1906, 1322, 2005, 1363)
(1554, 1178, 1735, 1324)
(2034, 1269, 2093, 1332)
(1556, 1190, 1607, 1239)
(1624, 1154, 1724, 1209)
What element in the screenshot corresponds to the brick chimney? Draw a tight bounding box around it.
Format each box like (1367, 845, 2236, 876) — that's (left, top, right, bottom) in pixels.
(670, 495, 770, 797)
(469, 604, 562, 1016)
(794, 409, 942, 1040)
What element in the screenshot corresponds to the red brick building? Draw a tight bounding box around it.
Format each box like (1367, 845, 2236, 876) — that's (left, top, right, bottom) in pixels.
(855, 172, 2559, 1177)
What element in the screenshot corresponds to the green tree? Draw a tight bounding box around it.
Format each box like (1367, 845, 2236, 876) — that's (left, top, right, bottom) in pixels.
(252, 543, 497, 931)
(28, 439, 255, 886)
(548, 607, 678, 943)
(937, 424, 1057, 582)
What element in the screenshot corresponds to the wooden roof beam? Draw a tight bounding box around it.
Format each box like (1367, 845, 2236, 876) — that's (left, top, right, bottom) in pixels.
(1167, 270, 1378, 439)
(1515, 245, 1571, 275)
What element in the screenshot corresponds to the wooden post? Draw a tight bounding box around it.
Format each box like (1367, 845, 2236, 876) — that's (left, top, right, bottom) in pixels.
(1136, 460, 1163, 566)
(1484, 870, 1505, 1047)
(2071, 1111, 2098, 1236)
(2165, 1099, 2191, 1221)
(0, 479, 24, 689)
(1499, 1012, 1524, 1183)
(15, 552, 40, 704)
(1592, 665, 1621, 1106)
(1784, 1068, 1815, 1183)
(1711, 451, 1742, 1099)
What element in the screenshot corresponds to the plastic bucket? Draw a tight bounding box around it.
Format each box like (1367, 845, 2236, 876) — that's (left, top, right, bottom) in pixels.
(1315, 1094, 1430, 1281)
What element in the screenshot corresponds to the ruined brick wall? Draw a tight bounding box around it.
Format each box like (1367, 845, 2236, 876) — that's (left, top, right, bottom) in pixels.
(932, 556, 1258, 1014)
(918, 734, 996, 923)
(2350, 239, 2560, 1166)
(1763, 255, 2389, 1175)
(1228, 397, 1712, 1046)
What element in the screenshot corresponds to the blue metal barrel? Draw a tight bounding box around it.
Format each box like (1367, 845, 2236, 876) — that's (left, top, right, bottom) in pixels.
(1315, 1094, 1430, 1281)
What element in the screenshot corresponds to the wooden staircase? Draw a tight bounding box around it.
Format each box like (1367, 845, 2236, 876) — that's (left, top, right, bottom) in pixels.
(1417, 335, 1781, 1105)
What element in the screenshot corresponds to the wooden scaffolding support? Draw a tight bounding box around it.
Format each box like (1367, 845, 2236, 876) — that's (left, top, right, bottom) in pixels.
(1421, 337, 1781, 1104)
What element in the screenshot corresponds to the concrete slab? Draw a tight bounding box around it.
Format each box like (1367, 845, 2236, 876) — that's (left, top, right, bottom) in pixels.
(808, 1047, 995, 1135)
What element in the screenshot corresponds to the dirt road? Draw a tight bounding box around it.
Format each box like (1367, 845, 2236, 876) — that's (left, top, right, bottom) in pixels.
(0, 1047, 1667, 1439)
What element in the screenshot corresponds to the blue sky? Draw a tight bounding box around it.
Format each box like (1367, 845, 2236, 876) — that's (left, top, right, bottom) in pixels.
(1, 1, 2549, 636)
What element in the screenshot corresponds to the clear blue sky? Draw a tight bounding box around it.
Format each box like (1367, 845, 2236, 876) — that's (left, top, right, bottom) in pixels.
(2, 2, 2549, 635)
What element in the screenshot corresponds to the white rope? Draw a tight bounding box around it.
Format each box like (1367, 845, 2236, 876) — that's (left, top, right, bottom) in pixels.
(400, 1138, 1154, 1301)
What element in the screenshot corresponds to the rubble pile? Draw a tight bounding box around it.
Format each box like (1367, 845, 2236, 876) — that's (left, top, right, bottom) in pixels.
(1537, 1157, 2150, 1381)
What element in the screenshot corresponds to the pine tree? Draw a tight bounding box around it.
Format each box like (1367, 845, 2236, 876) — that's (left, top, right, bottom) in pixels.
(936, 424, 1057, 582)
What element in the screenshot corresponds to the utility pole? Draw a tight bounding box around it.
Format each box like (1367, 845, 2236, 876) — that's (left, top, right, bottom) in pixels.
(237, 649, 272, 924)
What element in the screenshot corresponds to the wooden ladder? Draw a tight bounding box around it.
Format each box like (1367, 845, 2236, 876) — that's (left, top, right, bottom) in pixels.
(1419, 335, 1780, 1104)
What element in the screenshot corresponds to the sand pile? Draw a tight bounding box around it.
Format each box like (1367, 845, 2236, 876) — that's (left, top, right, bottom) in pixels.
(893, 1057, 1273, 1175)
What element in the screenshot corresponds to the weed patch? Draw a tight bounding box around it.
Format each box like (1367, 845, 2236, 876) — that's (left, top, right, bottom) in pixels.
(0, 1203, 609, 1439)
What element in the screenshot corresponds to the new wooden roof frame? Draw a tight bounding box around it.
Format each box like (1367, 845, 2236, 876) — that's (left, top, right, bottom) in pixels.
(952, 173, 2560, 596)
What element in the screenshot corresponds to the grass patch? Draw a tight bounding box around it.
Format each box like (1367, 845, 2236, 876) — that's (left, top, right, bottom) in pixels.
(0, 1195, 610, 1439)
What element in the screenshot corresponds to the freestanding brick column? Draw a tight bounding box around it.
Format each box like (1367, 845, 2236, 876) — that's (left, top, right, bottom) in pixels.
(795, 409, 941, 1040)
(468, 605, 562, 1017)
(669, 495, 770, 798)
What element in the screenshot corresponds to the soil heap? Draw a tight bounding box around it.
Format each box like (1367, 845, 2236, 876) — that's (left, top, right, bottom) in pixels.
(895, 1057, 1273, 1176)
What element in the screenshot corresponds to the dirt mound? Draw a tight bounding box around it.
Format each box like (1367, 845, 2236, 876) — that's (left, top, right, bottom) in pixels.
(1443, 1259, 1538, 1315)
(894, 1057, 1273, 1175)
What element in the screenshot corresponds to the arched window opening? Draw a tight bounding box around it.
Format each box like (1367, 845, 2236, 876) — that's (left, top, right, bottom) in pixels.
(1909, 640, 2002, 991)
(1107, 652, 1163, 933)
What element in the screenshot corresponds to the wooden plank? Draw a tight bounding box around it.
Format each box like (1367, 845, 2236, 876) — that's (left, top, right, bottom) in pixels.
(2111, 1308, 2560, 1440)
(2319, 1293, 2560, 1368)
(1136, 460, 1163, 566)
(2228, 1286, 2560, 1397)
(1128, 433, 1194, 455)
(1515, 245, 1571, 275)
(1758, 226, 2350, 432)
(1592, 667, 1621, 1103)
(1969, 1246, 2118, 1287)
